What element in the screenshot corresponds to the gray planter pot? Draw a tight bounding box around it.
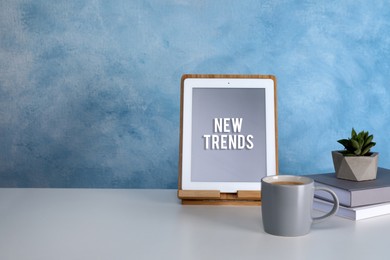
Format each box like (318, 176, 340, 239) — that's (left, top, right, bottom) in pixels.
(332, 151, 379, 181)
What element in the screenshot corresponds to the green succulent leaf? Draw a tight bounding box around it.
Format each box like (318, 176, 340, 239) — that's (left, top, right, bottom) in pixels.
(362, 143, 376, 155)
(351, 139, 360, 150)
(361, 147, 370, 156)
(351, 128, 357, 139)
(363, 135, 374, 147)
(337, 139, 351, 148)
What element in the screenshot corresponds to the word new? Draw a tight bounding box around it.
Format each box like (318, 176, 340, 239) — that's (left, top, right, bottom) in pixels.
(203, 118, 254, 150)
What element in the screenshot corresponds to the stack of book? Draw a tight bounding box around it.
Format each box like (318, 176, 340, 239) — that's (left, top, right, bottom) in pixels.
(307, 167, 390, 221)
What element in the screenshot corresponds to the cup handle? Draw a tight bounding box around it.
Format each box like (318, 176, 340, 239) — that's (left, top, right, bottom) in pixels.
(312, 186, 339, 223)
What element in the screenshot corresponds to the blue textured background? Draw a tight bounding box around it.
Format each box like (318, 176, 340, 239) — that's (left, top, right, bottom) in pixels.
(1, 0, 390, 188)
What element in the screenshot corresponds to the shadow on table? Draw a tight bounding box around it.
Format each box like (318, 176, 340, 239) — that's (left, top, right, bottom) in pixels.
(178, 204, 263, 233)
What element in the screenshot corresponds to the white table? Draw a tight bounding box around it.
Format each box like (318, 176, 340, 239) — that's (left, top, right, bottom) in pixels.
(0, 188, 389, 260)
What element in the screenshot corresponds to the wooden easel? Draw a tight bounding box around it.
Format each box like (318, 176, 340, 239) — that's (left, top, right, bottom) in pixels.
(177, 74, 278, 205)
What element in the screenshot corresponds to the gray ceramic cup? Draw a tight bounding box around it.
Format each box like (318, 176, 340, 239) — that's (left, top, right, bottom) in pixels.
(261, 175, 339, 237)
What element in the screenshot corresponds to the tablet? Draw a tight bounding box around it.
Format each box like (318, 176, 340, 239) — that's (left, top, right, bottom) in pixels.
(179, 75, 277, 193)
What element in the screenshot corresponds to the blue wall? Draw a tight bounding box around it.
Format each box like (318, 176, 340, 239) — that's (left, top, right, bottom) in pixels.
(1, 0, 390, 188)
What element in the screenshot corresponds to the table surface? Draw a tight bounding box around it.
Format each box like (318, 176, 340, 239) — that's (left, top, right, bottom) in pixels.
(0, 188, 389, 260)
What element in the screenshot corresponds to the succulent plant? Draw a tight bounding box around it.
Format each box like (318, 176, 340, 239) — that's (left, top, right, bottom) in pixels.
(337, 128, 376, 156)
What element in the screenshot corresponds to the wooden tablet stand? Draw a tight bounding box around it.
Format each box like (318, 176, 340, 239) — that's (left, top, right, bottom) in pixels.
(177, 189, 261, 205)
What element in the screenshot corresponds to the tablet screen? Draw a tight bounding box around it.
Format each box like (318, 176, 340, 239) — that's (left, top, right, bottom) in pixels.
(191, 88, 266, 182)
